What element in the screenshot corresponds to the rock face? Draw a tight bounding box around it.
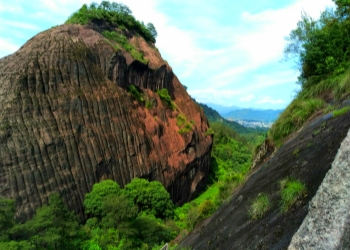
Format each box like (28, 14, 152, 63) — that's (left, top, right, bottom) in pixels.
(180, 107, 350, 249)
(0, 24, 212, 221)
(288, 128, 350, 250)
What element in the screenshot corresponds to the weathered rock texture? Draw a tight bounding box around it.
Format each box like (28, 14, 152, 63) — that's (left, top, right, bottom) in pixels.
(180, 108, 350, 249)
(0, 24, 212, 221)
(288, 128, 350, 250)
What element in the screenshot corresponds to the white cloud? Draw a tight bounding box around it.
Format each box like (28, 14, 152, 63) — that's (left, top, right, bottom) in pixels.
(240, 94, 255, 102)
(0, 19, 40, 31)
(256, 96, 284, 104)
(0, 38, 20, 57)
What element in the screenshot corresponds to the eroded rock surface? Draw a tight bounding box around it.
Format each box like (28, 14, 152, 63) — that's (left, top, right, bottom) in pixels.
(0, 24, 212, 220)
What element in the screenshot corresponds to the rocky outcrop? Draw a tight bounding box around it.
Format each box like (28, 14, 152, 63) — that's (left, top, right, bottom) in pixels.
(0, 24, 212, 221)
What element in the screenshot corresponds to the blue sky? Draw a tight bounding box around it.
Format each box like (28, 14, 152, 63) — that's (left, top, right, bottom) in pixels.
(0, 0, 334, 109)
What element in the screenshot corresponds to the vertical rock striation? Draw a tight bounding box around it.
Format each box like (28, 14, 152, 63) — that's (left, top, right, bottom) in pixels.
(0, 24, 212, 221)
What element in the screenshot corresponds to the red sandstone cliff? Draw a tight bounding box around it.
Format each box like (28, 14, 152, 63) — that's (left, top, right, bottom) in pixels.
(0, 23, 212, 220)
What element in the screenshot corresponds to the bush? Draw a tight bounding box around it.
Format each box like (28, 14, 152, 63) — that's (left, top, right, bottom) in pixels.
(157, 89, 176, 110)
(279, 178, 306, 212)
(127, 84, 144, 103)
(102, 30, 148, 64)
(248, 193, 271, 220)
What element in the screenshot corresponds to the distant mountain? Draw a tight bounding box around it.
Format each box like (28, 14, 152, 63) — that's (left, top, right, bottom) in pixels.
(199, 103, 267, 133)
(205, 103, 240, 115)
(223, 108, 283, 122)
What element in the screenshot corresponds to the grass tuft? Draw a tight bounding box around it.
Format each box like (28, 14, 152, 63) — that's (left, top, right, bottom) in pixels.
(332, 106, 350, 118)
(248, 193, 271, 220)
(279, 177, 306, 213)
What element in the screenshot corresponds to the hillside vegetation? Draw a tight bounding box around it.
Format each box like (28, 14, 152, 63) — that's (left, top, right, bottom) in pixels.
(269, 0, 350, 146)
(66, 1, 157, 43)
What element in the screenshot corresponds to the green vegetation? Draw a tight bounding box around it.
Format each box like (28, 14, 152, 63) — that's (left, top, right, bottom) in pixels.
(248, 193, 271, 220)
(204, 127, 214, 136)
(0, 178, 178, 250)
(176, 114, 194, 134)
(270, 1, 350, 147)
(174, 122, 253, 231)
(279, 178, 306, 213)
(333, 106, 350, 118)
(103, 30, 148, 64)
(66, 1, 157, 43)
(127, 84, 145, 102)
(157, 88, 176, 110)
(269, 98, 325, 146)
(123, 178, 174, 219)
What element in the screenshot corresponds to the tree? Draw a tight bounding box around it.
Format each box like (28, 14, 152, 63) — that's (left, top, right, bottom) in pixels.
(100, 194, 138, 229)
(84, 180, 121, 218)
(123, 178, 174, 219)
(147, 23, 158, 41)
(284, 5, 350, 84)
(9, 193, 84, 249)
(0, 197, 15, 240)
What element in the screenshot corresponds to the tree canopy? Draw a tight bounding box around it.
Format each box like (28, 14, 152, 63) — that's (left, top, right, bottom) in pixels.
(284, 0, 350, 85)
(66, 1, 158, 43)
(124, 178, 175, 219)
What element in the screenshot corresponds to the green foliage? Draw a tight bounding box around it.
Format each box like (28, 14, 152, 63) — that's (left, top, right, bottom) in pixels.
(279, 178, 307, 212)
(124, 178, 174, 219)
(66, 2, 157, 43)
(102, 30, 148, 64)
(133, 213, 177, 248)
(176, 114, 193, 134)
(333, 106, 350, 117)
(248, 193, 271, 220)
(198, 103, 267, 135)
(84, 180, 121, 218)
(100, 194, 138, 229)
(8, 193, 85, 250)
(284, 8, 350, 83)
(156, 89, 176, 110)
(204, 127, 214, 136)
(269, 98, 325, 147)
(127, 84, 144, 103)
(0, 197, 15, 240)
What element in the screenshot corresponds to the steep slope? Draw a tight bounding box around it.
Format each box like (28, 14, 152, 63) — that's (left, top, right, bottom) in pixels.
(0, 23, 212, 221)
(180, 101, 350, 249)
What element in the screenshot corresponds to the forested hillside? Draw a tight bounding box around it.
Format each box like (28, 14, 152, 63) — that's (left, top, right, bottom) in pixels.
(199, 103, 267, 146)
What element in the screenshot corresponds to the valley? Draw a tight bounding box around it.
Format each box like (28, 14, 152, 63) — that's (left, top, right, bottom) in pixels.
(1, 1, 350, 250)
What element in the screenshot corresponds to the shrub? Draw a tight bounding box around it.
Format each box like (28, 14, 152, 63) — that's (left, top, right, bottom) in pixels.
(157, 88, 176, 110)
(127, 84, 144, 103)
(279, 178, 306, 212)
(176, 114, 193, 134)
(102, 30, 148, 64)
(248, 193, 271, 220)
